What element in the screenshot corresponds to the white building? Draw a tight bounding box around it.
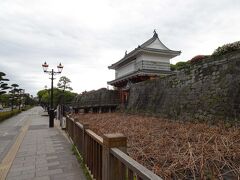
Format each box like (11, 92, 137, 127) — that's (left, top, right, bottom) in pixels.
(108, 31, 181, 89)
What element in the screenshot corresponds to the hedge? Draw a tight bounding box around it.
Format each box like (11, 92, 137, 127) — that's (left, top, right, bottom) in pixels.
(0, 109, 21, 122)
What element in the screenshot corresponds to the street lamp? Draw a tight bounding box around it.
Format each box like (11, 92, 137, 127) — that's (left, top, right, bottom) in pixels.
(42, 62, 63, 127)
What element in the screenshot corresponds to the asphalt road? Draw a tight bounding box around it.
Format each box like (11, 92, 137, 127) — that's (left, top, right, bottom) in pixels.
(0, 107, 40, 162)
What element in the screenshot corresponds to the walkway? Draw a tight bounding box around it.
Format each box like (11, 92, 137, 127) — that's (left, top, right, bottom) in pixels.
(0, 107, 86, 180)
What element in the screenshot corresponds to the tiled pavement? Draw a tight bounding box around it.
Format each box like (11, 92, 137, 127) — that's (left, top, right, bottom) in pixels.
(6, 107, 86, 180)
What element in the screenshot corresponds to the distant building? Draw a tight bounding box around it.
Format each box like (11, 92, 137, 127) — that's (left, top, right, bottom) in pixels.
(108, 31, 181, 104)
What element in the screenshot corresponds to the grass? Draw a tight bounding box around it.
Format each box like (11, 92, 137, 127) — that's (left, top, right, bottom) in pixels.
(71, 145, 93, 180)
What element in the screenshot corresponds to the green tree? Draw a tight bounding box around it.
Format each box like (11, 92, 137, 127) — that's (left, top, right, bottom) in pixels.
(0, 72, 10, 95)
(57, 76, 73, 115)
(11, 83, 19, 90)
(24, 94, 37, 106)
(57, 76, 73, 92)
(9, 84, 20, 110)
(37, 88, 77, 109)
(37, 89, 49, 103)
(0, 94, 10, 107)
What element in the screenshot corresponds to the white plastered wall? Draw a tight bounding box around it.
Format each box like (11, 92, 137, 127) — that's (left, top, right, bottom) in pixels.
(136, 53, 170, 71)
(146, 39, 168, 50)
(115, 61, 136, 78)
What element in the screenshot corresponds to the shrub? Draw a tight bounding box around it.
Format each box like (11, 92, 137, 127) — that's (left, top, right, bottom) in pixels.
(188, 55, 209, 64)
(212, 41, 240, 56)
(171, 61, 190, 71)
(170, 64, 176, 71)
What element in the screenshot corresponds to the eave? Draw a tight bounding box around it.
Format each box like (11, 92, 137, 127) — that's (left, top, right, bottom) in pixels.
(107, 69, 173, 87)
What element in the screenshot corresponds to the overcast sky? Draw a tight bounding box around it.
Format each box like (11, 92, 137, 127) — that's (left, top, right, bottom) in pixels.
(0, 0, 239, 96)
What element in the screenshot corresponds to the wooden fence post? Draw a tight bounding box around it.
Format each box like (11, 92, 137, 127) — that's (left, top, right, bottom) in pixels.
(82, 123, 89, 164)
(102, 133, 127, 180)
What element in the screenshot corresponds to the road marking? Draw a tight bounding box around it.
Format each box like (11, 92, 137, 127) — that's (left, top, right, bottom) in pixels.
(0, 118, 31, 179)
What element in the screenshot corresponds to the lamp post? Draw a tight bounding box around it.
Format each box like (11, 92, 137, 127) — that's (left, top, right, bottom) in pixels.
(42, 62, 63, 127)
(18, 88, 24, 110)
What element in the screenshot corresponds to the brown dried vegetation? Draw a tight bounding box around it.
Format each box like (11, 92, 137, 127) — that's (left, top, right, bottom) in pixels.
(71, 113, 240, 179)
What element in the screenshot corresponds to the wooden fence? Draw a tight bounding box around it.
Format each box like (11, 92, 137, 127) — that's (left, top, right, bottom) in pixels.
(66, 116, 162, 180)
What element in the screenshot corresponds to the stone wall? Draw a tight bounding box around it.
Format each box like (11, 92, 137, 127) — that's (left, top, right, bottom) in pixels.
(73, 88, 120, 109)
(127, 50, 240, 121)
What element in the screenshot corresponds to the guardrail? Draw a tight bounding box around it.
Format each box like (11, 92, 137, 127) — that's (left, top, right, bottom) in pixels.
(66, 116, 162, 180)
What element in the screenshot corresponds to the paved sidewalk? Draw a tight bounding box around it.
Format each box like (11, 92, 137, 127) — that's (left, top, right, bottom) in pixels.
(6, 107, 86, 180)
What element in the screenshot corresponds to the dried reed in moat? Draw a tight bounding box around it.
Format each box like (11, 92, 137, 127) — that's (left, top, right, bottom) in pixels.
(72, 113, 240, 179)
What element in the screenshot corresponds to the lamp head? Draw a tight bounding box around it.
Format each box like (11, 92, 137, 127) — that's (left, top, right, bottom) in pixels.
(57, 63, 63, 73)
(42, 62, 49, 72)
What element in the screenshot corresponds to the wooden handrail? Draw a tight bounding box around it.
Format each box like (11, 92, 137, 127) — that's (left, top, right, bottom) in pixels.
(76, 122, 84, 129)
(110, 148, 162, 180)
(86, 129, 103, 145)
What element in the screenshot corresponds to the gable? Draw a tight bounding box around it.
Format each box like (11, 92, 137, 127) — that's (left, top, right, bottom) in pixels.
(146, 39, 169, 50)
